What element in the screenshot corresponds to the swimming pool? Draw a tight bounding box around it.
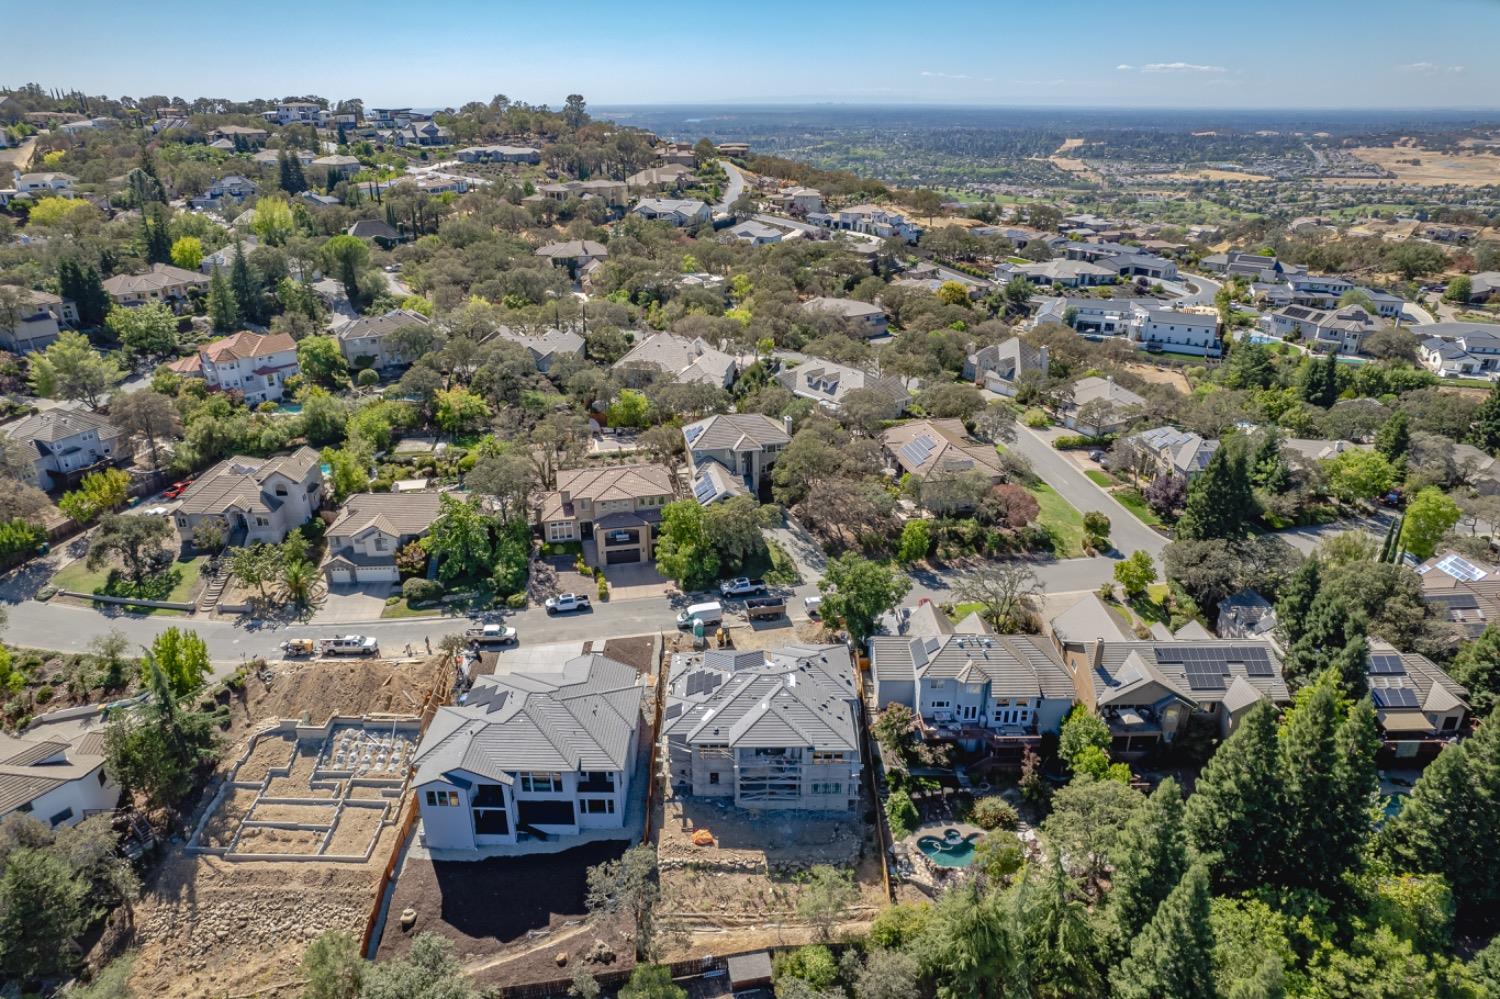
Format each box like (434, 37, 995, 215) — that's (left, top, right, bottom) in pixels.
(916, 828, 981, 868)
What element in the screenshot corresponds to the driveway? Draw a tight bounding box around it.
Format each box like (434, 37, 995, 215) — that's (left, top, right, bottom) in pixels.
(1009, 421, 1167, 560)
(312, 584, 397, 623)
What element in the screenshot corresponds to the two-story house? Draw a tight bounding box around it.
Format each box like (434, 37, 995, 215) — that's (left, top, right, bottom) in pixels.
(881, 419, 1005, 500)
(0, 287, 74, 353)
(321, 491, 445, 586)
(1364, 643, 1469, 762)
(1129, 307, 1222, 357)
(174, 447, 323, 547)
(683, 413, 791, 503)
(870, 626, 1075, 766)
(276, 101, 322, 124)
(14, 172, 76, 195)
(0, 723, 118, 829)
(1418, 322, 1500, 380)
(492, 325, 586, 373)
(2, 410, 124, 492)
(800, 297, 889, 338)
(102, 263, 210, 310)
(412, 652, 644, 852)
(663, 645, 862, 812)
(775, 359, 909, 414)
(1121, 426, 1220, 481)
(1263, 304, 1384, 356)
(166, 331, 299, 404)
(538, 465, 675, 567)
(614, 332, 742, 389)
(336, 309, 429, 372)
(965, 337, 1048, 396)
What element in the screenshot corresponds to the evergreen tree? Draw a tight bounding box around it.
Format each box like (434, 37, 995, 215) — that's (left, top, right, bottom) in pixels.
(1386, 720, 1500, 920)
(1177, 445, 1256, 541)
(1298, 353, 1339, 408)
(1281, 592, 1363, 690)
(57, 256, 109, 327)
(917, 882, 1028, 999)
(1275, 671, 1377, 891)
(1109, 778, 1188, 950)
(1021, 856, 1102, 999)
(143, 206, 171, 264)
(1375, 410, 1411, 463)
(1449, 623, 1500, 715)
(1275, 555, 1321, 648)
(1114, 865, 1219, 999)
(207, 269, 240, 332)
(1473, 379, 1500, 454)
(229, 239, 261, 324)
(1185, 702, 1283, 893)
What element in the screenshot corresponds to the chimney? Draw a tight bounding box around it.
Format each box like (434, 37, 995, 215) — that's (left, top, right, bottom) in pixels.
(783, 415, 794, 437)
(1090, 638, 1105, 671)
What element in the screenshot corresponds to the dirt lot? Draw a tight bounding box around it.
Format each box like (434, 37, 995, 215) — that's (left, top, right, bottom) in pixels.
(378, 841, 637, 989)
(1147, 168, 1272, 183)
(1123, 361, 1193, 394)
(127, 656, 448, 999)
(1346, 145, 1500, 186)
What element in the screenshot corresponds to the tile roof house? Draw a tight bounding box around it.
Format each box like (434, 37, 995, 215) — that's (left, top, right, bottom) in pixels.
(613, 332, 741, 388)
(965, 336, 1049, 396)
(1123, 426, 1220, 480)
(336, 309, 429, 371)
(321, 491, 445, 586)
(1263, 304, 1385, 357)
(728, 219, 793, 245)
(174, 447, 323, 547)
(1216, 590, 1279, 646)
(538, 464, 675, 567)
(102, 263, 209, 309)
(199, 237, 260, 274)
(0, 287, 74, 353)
(166, 330, 299, 404)
(1415, 550, 1500, 639)
(412, 653, 644, 851)
(1, 410, 124, 491)
(775, 359, 909, 413)
(0, 725, 118, 829)
(800, 297, 889, 338)
(14, 172, 77, 194)
(346, 219, 404, 248)
(881, 419, 1004, 487)
(1364, 643, 1468, 756)
(626, 164, 696, 190)
(1050, 593, 1135, 651)
(491, 325, 586, 373)
(1457, 271, 1500, 304)
(535, 240, 608, 272)
(632, 198, 711, 227)
(683, 414, 791, 501)
(1067, 640, 1292, 755)
(1000, 258, 1119, 288)
(1059, 376, 1146, 436)
(663, 645, 861, 811)
(1418, 322, 1500, 380)
(455, 145, 541, 164)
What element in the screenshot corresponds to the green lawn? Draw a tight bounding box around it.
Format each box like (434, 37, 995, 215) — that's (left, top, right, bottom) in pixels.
(1113, 488, 1167, 530)
(540, 540, 583, 557)
(1028, 482, 1087, 558)
(53, 554, 208, 614)
(379, 597, 444, 619)
(1085, 470, 1115, 487)
(950, 601, 988, 622)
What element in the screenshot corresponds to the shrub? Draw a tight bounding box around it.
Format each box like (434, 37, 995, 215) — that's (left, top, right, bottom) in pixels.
(885, 787, 919, 837)
(597, 577, 609, 600)
(574, 555, 588, 575)
(1021, 408, 1050, 428)
(356, 368, 380, 387)
(970, 795, 1018, 830)
(505, 592, 527, 609)
(35, 685, 53, 704)
(402, 578, 443, 604)
(1053, 433, 1112, 450)
(773, 945, 838, 991)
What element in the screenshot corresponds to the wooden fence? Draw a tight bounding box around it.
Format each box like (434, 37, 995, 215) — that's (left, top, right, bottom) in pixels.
(852, 654, 895, 903)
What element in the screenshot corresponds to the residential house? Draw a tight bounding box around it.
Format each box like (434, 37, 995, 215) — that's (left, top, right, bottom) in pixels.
(13, 172, 77, 195)
(0, 287, 73, 353)
(1416, 550, 1500, 639)
(535, 239, 607, 276)
(1363, 643, 1469, 760)
(717, 142, 750, 157)
(0, 725, 118, 829)
(1282, 437, 1368, 463)
(881, 419, 1005, 496)
(626, 164, 696, 190)
(167, 330, 299, 404)
(102, 263, 210, 309)
(394, 120, 451, 147)
(1456, 272, 1500, 304)
(683, 413, 790, 501)
(632, 198, 711, 227)
(1061, 242, 1179, 281)
(1067, 640, 1292, 755)
(664, 645, 862, 811)
(1122, 426, 1220, 480)
(1216, 590, 1279, 646)
(1050, 594, 1135, 652)
(1201, 250, 1288, 282)
(869, 630, 1074, 765)
(456, 145, 540, 164)
(728, 220, 792, 245)
(199, 237, 260, 274)
(1060, 376, 1145, 436)
(173, 447, 323, 546)
(336, 309, 429, 371)
(313, 154, 361, 177)
(998, 259, 1118, 288)
(1263, 304, 1385, 356)
(275, 101, 322, 125)
(492, 325, 586, 373)
(657, 142, 697, 167)
(1130, 308, 1222, 357)
(412, 653, 643, 850)
(776, 359, 908, 413)
(800, 297, 889, 338)
(321, 491, 444, 585)
(1418, 322, 1500, 379)
(964, 337, 1049, 396)
(367, 108, 414, 128)
(2, 410, 124, 492)
(687, 459, 747, 506)
(614, 332, 740, 388)
(190, 175, 258, 210)
(345, 219, 404, 248)
(538, 464, 675, 567)
(769, 186, 824, 214)
(538, 179, 628, 205)
(807, 204, 921, 242)
(899, 261, 994, 300)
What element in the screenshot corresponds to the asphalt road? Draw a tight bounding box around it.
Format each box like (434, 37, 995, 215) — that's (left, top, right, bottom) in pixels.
(716, 161, 748, 213)
(1172, 271, 1222, 308)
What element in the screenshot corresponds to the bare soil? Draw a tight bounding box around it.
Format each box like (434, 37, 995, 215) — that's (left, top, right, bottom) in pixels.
(1123, 361, 1193, 394)
(247, 802, 339, 825)
(198, 789, 256, 850)
(1347, 145, 1500, 186)
(235, 826, 327, 855)
(235, 735, 298, 783)
(324, 805, 388, 857)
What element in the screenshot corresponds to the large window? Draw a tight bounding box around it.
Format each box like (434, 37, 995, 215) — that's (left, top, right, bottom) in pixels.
(425, 790, 460, 807)
(582, 799, 615, 815)
(520, 772, 562, 793)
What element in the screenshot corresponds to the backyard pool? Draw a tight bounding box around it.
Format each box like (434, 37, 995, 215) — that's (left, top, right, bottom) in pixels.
(916, 827, 981, 868)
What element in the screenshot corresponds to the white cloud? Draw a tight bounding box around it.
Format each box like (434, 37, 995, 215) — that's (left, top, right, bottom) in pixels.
(1116, 64, 1134, 71)
(920, 70, 994, 82)
(1140, 62, 1227, 74)
(1398, 61, 1465, 75)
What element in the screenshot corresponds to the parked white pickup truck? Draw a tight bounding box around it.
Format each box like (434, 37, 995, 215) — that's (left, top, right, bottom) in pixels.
(466, 624, 518, 646)
(544, 593, 591, 615)
(319, 635, 379, 656)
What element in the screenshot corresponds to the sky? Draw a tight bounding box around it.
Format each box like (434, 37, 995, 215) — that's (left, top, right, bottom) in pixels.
(5, 0, 1497, 110)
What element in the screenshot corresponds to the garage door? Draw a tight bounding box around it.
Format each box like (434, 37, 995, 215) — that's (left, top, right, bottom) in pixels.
(327, 566, 354, 585)
(355, 565, 399, 583)
(606, 549, 641, 565)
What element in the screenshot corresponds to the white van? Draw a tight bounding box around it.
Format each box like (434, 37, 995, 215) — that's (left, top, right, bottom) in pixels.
(676, 601, 724, 629)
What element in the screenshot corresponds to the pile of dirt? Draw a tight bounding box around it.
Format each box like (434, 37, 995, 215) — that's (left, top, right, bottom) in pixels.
(226, 657, 445, 743)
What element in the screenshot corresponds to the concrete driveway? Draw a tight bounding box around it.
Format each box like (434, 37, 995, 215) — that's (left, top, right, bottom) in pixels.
(312, 583, 397, 623)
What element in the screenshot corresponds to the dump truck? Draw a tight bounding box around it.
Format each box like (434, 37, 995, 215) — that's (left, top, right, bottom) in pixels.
(744, 595, 786, 620)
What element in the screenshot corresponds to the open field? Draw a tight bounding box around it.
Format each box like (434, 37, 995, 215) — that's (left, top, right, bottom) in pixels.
(1147, 168, 1273, 183)
(1345, 146, 1500, 186)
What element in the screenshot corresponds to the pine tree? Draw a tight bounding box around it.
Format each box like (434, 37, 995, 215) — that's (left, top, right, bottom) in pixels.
(143, 207, 171, 264)
(1184, 702, 1283, 893)
(207, 269, 240, 332)
(1275, 555, 1321, 647)
(1449, 623, 1500, 715)
(1375, 410, 1411, 463)
(1250, 428, 1290, 492)
(1109, 778, 1187, 950)
(1473, 380, 1500, 454)
(1022, 855, 1103, 998)
(1281, 592, 1358, 690)
(229, 240, 261, 324)
(57, 256, 109, 327)
(1178, 445, 1256, 541)
(1275, 671, 1376, 891)
(1114, 865, 1219, 999)
(1329, 630, 1371, 699)
(1299, 353, 1339, 408)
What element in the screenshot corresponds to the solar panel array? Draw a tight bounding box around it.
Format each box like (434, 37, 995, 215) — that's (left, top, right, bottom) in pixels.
(1436, 553, 1488, 582)
(1373, 685, 1420, 709)
(692, 475, 717, 504)
(1153, 644, 1273, 686)
(684, 670, 724, 698)
(898, 435, 937, 469)
(1368, 653, 1406, 676)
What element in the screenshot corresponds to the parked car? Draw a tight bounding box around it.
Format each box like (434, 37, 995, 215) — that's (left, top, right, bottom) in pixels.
(545, 593, 591, 614)
(1087, 450, 1105, 463)
(162, 478, 195, 500)
(676, 601, 724, 629)
(318, 635, 378, 656)
(804, 595, 824, 618)
(466, 624, 518, 646)
(719, 577, 768, 597)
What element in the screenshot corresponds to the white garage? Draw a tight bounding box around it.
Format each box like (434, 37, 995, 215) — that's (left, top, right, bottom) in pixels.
(324, 559, 399, 586)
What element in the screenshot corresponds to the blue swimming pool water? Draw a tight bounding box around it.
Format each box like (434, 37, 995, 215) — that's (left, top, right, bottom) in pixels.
(916, 828, 981, 868)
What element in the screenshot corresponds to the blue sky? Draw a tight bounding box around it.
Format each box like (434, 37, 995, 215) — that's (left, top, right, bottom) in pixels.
(8, 0, 1496, 109)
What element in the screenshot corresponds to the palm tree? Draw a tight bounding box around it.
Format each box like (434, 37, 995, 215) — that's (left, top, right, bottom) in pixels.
(282, 557, 316, 607)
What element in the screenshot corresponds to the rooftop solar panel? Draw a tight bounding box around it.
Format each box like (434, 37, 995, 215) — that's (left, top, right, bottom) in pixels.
(1368, 653, 1406, 676)
(1436, 553, 1488, 582)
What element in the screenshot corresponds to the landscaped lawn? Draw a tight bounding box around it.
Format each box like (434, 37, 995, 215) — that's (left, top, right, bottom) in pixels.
(52, 554, 208, 614)
(1113, 488, 1167, 530)
(380, 597, 443, 619)
(1027, 482, 1087, 558)
(1085, 470, 1115, 487)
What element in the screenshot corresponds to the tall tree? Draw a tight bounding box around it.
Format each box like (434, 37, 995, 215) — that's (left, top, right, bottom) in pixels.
(229, 239, 262, 324)
(1021, 856, 1104, 999)
(1184, 702, 1283, 893)
(1375, 410, 1411, 463)
(1473, 379, 1500, 454)
(1274, 554, 1320, 648)
(428, 494, 493, 584)
(818, 553, 911, 643)
(1298, 353, 1339, 409)
(1109, 778, 1188, 949)
(29, 331, 123, 409)
(56, 257, 109, 328)
(1399, 487, 1461, 560)
(206, 268, 240, 332)
(917, 882, 1028, 999)
(1114, 865, 1219, 999)
(1449, 623, 1500, 715)
(653, 500, 720, 592)
(1177, 445, 1256, 541)
(106, 302, 178, 360)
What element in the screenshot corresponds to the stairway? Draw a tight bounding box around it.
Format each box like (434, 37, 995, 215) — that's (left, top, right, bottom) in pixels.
(198, 561, 230, 612)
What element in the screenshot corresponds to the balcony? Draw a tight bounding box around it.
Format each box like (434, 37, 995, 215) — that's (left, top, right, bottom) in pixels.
(917, 716, 1039, 746)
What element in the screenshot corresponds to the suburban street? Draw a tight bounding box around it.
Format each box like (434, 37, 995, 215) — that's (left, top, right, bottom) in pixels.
(716, 160, 748, 212)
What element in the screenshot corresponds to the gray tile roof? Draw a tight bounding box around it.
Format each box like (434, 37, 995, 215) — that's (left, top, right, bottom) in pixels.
(1084, 641, 1290, 710)
(683, 413, 789, 452)
(176, 447, 320, 517)
(868, 633, 1073, 700)
(335, 308, 429, 344)
(4, 409, 118, 446)
(326, 491, 444, 538)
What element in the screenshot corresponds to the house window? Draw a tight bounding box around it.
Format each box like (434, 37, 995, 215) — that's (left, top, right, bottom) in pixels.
(375, 537, 387, 552)
(98, 770, 107, 785)
(811, 752, 844, 764)
(520, 772, 562, 793)
(810, 783, 842, 795)
(1442, 715, 1459, 731)
(49, 807, 74, 826)
(275, 486, 287, 497)
(582, 799, 615, 815)
(425, 790, 459, 807)
(255, 516, 269, 527)
(708, 772, 720, 785)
